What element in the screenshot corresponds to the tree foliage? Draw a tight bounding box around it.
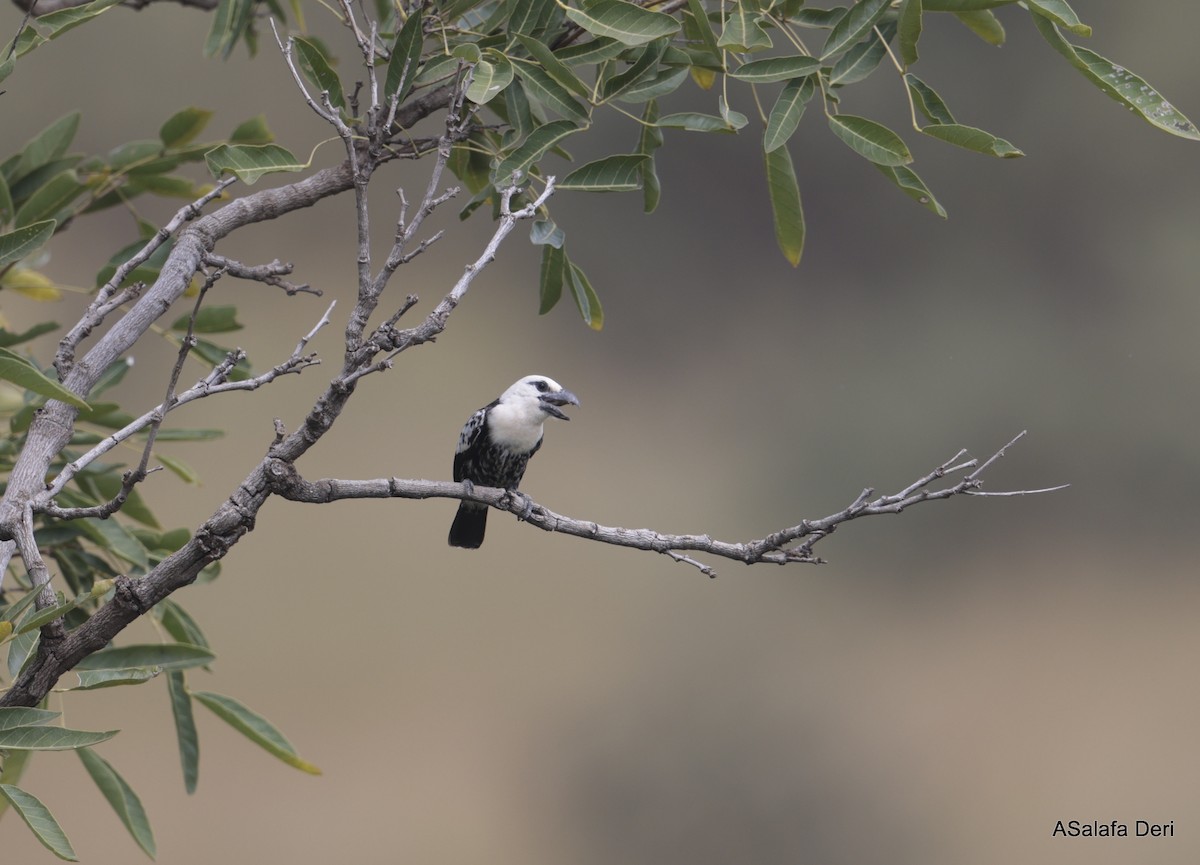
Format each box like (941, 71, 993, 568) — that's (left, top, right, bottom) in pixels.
(0, 0, 1192, 857)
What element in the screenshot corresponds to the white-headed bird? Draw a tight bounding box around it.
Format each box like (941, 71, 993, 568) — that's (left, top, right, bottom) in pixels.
(448, 375, 580, 548)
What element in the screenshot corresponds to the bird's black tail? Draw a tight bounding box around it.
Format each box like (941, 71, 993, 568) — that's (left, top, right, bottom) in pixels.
(448, 502, 488, 548)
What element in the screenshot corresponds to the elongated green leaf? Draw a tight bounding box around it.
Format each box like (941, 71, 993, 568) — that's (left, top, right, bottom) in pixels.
(1025, 0, 1089, 36)
(204, 0, 253, 59)
(516, 35, 591, 99)
(79, 518, 149, 570)
(170, 304, 243, 334)
(77, 749, 155, 858)
(953, 10, 1005, 45)
(193, 691, 322, 775)
(0, 172, 13, 222)
(638, 100, 663, 213)
(657, 112, 736, 133)
(159, 108, 213, 149)
(157, 454, 199, 485)
(530, 219, 565, 248)
(507, 0, 553, 35)
(897, 0, 922, 67)
(385, 9, 423, 102)
(0, 726, 118, 751)
(874, 163, 947, 217)
(922, 122, 1023, 157)
(512, 63, 590, 122)
(6, 626, 37, 680)
(0, 220, 56, 267)
(0, 349, 89, 409)
(564, 0, 679, 47)
(0, 784, 78, 861)
(599, 38, 667, 101)
(821, 0, 890, 59)
(765, 76, 816, 152)
(718, 0, 771, 52)
(1031, 16, 1199, 141)
(205, 144, 305, 184)
(72, 668, 160, 689)
(167, 672, 200, 794)
(15, 170, 84, 228)
(557, 37, 626, 66)
(1, 589, 43, 625)
(729, 55, 820, 84)
(764, 146, 804, 267)
(560, 154, 648, 192)
(294, 37, 345, 109)
(0, 708, 60, 730)
(538, 243, 565, 314)
(905, 73, 956, 124)
(230, 114, 273, 144)
(12, 113, 80, 181)
(921, 0, 1013, 8)
(684, 0, 720, 60)
(567, 261, 603, 330)
(615, 66, 690, 104)
(76, 643, 215, 672)
(467, 53, 514, 105)
(829, 23, 893, 86)
(827, 114, 912, 165)
(493, 119, 580, 183)
(16, 595, 78, 634)
(0, 321, 59, 348)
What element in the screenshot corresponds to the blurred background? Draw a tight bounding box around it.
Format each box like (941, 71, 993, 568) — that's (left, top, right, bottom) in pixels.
(1, 3, 1198, 863)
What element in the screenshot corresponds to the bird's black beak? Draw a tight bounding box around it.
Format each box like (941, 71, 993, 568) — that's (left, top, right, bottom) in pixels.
(539, 389, 580, 421)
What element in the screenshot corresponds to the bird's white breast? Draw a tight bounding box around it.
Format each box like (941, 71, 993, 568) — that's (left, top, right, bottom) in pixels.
(486, 400, 545, 452)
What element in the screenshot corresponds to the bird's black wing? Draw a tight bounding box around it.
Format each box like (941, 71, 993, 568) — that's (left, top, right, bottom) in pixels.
(453, 401, 494, 482)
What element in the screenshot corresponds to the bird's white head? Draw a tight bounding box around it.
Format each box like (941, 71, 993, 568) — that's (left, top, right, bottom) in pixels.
(488, 375, 580, 450)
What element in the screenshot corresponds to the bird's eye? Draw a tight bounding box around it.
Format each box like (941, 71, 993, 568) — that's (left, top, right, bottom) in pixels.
(534, 380, 549, 392)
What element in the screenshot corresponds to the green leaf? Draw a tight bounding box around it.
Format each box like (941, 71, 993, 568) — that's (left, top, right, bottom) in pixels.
(71, 668, 160, 690)
(512, 63, 590, 122)
(718, 0, 772, 52)
(193, 691, 322, 775)
(656, 112, 736, 133)
(953, 10, 1005, 46)
(560, 154, 648, 192)
(150, 428, 226, 442)
(79, 518, 149, 570)
(157, 599, 209, 650)
(465, 59, 508, 105)
(921, 0, 1014, 8)
(205, 144, 305, 184)
(76, 749, 155, 859)
(0, 348, 89, 409)
(897, 0, 922, 67)
(294, 37, 345, 109)
(169, 304, 243, 334)
(158, 454, 200, 484)
(0, 321, 60, 348)
(0, 220, 56, 267)
(16, 595, 78, 634)
(718, 96, 749, 131)
(204, 0, 254, 59)
(91, 357, 134, 397)
(538, 244, 565, 314)
(493, 119, 580, 183)
(1, 589, 44, 626)
(764, 146, 804, 267)
(0, 784, 78, 861)
(637, 100, 663, 213)
(829, 23, 893, 86)
(0, 172, 13, 222)
(6, 626, 38, 680)
(76, 643, 215, 672)
(614, 66, 690, 104)
(167, 672, 200, 794)
(28, 0, 123, 46)
(530, 219, 565, 247)
(0, 52, 14, 87)
(564, 0, 680, 47)
(821, 0, 890, 60)
(1024, 0, 1090, 36)
(516, 35, 591, 99)
(905, 73, 956, 124)
(921, 123, 1023, 157)
(598, 38, 667, 102)
(159, 108, 214, 149)
(827, 114, 912, 165)
(567, 261, 603, 330)
(729, 55, 821, 84)
(764, 75, 816, 152)
(230, 115, 274, 145)
(0, 725, 119, 751)
(12, 113, 80, 182)
(557, 37, 626, 66)
(1031, 16, 1200, 141)
(874, 163, 947, 217)
(507, 0, 554, 36)
(684, 0, 720, 60)
(15, 170, 84, 228)
(0, 708, 61, 730)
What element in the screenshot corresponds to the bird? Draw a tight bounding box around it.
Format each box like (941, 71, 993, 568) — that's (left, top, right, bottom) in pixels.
(448, 374, 580, 549)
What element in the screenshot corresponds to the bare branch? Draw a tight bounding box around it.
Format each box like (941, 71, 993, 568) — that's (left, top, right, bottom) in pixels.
(261, 436, 1059, 577)
(204, 253, 320, 296)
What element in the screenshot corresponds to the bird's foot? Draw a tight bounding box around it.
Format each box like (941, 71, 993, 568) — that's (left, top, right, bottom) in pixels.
(503, 489, 536, 522)
(461, 479, 475, 498)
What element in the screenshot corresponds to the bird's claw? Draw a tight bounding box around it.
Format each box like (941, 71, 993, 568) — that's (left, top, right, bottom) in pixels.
(461, 479, 475, 498)
(503, 490, 536, 522)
